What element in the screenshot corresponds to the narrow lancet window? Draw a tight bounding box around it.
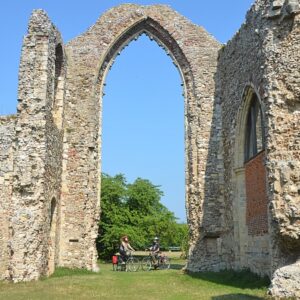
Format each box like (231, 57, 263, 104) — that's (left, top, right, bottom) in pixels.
(245, 94, 264, 161)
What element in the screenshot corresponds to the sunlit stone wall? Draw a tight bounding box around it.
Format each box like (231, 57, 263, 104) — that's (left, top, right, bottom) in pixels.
(60, 3, 221, 273)
(0, 116, 15, 279)
(0, 2, 299, 298)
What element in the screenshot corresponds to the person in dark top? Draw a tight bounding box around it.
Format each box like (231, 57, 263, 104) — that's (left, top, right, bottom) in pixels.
(149, 237, 160, 266)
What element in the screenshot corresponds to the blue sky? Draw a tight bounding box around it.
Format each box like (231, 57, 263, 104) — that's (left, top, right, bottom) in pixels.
(0, 0, 254, 222)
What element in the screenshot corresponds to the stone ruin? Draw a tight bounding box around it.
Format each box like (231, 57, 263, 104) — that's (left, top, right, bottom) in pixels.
(0, 0, 299, 297)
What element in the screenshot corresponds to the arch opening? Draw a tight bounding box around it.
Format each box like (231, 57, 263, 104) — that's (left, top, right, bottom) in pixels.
(54, 44, 63, 92)
(53, 44, 65, 129)
(95, 18, 194, 104)
(58, 5, 220, 272)
(103, 33, 184, 210)
(244, 93, 265, 162)
(48, 197, 58, 275)
(94, 17, 192, 255)
(233, 86, 270, 276)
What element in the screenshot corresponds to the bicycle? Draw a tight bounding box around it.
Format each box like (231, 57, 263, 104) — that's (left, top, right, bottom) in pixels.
(115, 251, 140, 272)
(141, 252, 171, 271)
(159, 254, 171, 270)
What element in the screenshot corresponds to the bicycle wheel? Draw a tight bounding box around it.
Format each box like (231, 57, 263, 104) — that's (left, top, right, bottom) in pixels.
(126, 257, 140, 272)
(160, 256, 171, 270)
(141, 257, 152, 271)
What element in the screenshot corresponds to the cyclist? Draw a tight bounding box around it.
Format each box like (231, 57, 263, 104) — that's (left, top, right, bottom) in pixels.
(149, 237, 160, 266)
(119, 235, 135, 263)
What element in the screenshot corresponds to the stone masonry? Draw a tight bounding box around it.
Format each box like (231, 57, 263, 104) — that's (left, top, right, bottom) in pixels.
(0, 1, 299, 298)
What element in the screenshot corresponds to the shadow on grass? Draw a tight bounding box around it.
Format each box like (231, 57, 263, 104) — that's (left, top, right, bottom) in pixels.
(211, 294, 266, 300)
(187, 270, 270, 290)
(170, 263, 185, 270)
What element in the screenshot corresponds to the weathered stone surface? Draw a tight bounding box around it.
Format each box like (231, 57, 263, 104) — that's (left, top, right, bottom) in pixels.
(269, 263, 300, 298)
(6, 9, 65, 282)
(0, 115, 16, 280)
(212, 0, 300, 296)
(0, 1, 299, 297)
(60, 4, 220, 273)
(268, 0, 300, 18)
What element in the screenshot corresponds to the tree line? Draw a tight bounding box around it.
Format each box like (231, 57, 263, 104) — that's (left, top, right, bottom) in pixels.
(97, 173, 188, 258)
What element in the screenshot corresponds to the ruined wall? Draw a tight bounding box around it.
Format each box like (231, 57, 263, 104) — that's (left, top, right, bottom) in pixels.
(190, 1, 271, 274)
(263, 1, 300, 261)
(0, 2, 299, 297)
(0, 116, 15, 279)
(8, 10, 65, 281)
(61, 4, 221, 271)
(263, 1, 300, 297)
(216, 0, 300, 297)
(0, 3, 221, 281)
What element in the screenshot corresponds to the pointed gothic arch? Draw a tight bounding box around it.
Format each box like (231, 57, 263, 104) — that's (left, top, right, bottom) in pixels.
(94, 17, 194, 101)
(58, 4, 220, 272)
(232, 85, 270, 275)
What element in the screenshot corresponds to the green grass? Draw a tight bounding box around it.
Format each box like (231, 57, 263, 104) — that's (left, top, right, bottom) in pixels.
(0, 258, 270, 300)
(49, 267, 96, 278)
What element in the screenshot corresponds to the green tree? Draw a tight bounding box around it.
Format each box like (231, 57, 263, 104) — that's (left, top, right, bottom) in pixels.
(97, 174, 130, 257)
(127, 178, 163, 215)
(97, 173, 188, 259)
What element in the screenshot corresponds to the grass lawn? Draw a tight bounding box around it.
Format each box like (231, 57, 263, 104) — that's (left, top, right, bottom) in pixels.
(0, 255, 270, 300)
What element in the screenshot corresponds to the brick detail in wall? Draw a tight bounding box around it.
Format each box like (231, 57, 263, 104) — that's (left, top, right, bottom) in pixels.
(245, 151, 268, 236)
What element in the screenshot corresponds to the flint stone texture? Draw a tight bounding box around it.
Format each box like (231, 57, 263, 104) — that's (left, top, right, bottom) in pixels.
(269, 263, 300, 298)
(0, 116, 16, 280)
(60, 3, 220, 273)
(0, 1, 299, 297)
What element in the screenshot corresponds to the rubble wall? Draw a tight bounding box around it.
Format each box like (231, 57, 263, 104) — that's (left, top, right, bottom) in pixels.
(0, 2, 299, 297)
(8, 10, 65, 281)
(61, 4, 221, 271)
(0, 116, 15, 279)
(217, 0, 300, 297)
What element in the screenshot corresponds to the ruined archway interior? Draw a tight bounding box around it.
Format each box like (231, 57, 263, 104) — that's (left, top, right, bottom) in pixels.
(95, 19, 193, 118)
(0, 5, 222, 282)
(100, 31, 186, 224)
